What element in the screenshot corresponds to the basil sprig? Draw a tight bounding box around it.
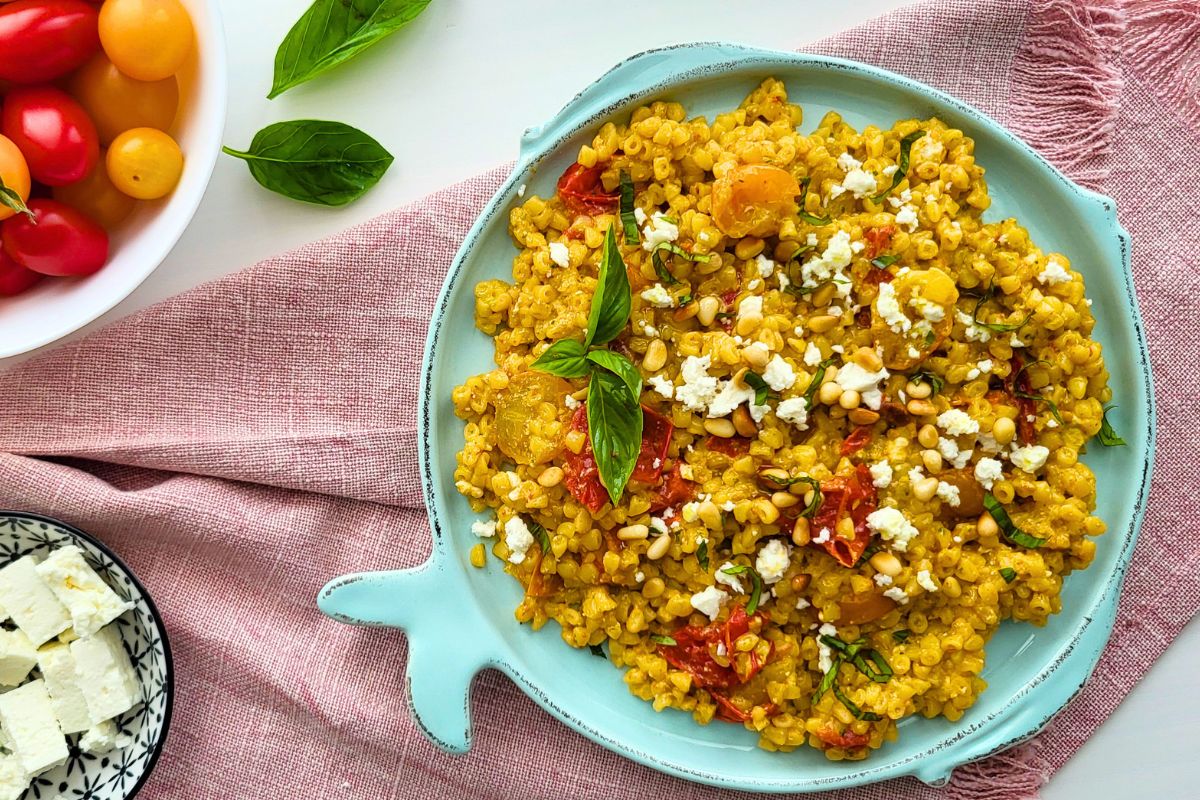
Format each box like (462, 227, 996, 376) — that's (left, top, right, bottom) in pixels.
(587, 350, 642, 398)
(270, 0, 433, 98)
(983, 493, 1046, 548)
(871, 129, 925, 202)
(812, 635, 892, 721)
(720, 564, 763, 614)
(587, 369, 643, 506)
(586, 227, 633, 347)
(743, 371, 771, 406)
(1098, 406, 1126, 446)
(619, 171, 640, 244)
(223, 120, 394, 206)
(532, 339, 589, 378)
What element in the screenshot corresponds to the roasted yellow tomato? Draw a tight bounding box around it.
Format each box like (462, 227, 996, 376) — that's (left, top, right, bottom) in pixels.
(711, 164, 800, 238)
(873, 268, 959, 370)
(494, 371, 570, 466)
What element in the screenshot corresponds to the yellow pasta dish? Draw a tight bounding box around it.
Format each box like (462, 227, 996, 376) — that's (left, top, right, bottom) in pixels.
(452, 78, 1120, 759)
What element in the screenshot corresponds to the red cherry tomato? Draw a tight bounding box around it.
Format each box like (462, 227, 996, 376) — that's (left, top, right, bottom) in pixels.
(0, 248, 41, 296)
(2, 87, 99, 186)
(0, 0, 100, 84)
(2, 199, 108, 276)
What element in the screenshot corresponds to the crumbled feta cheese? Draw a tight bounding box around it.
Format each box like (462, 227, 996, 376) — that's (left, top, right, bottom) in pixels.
(1010, 334, 1025, 348)
(882, 164, 899, 177)
(1046, 418, 1059, 428)
(876, 282, 911, 334)
(795, 597, 811, 609)
(738, 294, 763, 319)
(936, 481, 961, 506)
(640, 284, 675, 308)
(937, 409, 980, 436)
(517, 183, 527, 197)
(1037, 259, 1072, 286)
(564, 393, 580, 409)
(883, 586, 910, 604)
(504, 517, 535, 564)
(907, 346, 921, 359)
(777, 270, 791, 291)
(910, 295, 945, 323)
(548, 241, 569, 268)
(720, 500, 735, 512)
(812, 527, 832, 545)
(707, 378, 756, 419)
(641, 212, 679, 251)
(775, 397, 809, 430)
(635, 571, 645, 583)
(676, 355, 719, 412)
(835, 362, 888, 412)
(888, 188, 913, 209)
(837, 152, 862, 171)
(895, 204, 919, 231)
(755, 253, 776, 278)
(650, 517, 669, 535)
(647, 374, 675, 400)
(976, 359, 993, 374)
(869, 461, 893, 488)
(831, 344, 844, 354)
(916, 569, 939, 593)
(817, 623, 839, 672)
(874, 573, 894, 587)
(634, 207, 648, 224)
(472, 519, 497, 538)
(800, 230, 854, 296)
(803, 341, 822, 366)
(957, 309, 992, 343)
(806, 233, 819, 246)
(756, 540, 792, 585)
(974, 457, 1004, 489)
(1010, 444, 1050, 473)
(915, 138, 945, 162)
(832, 169, 878, 199)
(908, 465, 925, 485)
(762, 355, 797, 392)
(715, 562, 744, 593)
(976, 431, 1002, 454)
(866, 507, 920, 552)
(690, 586, 728, 621)
(748, 278, 763, 291)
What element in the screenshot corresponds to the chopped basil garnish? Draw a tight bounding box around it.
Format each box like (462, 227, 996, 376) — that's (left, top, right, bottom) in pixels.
(909, 369, 945, 395)
(652, 241, 711, 263)
(587, 349, 642, 399)
(798, 211, 832, 226)
(1098, 406, 1126, 446)
(650, 634, 677, 646)
(697, 539, 709, 571)
(678, 292, 694, 307)
(983, 493, 1046, 548)
(585, 226, 633, 348)
(870, 254, 898, 269)
(970, 283, 1033, 333)
(651, 250, 680, 285)
(854, 541, 883, 568)
(721, 564, 763, 614)
(872, 129, 926, 202)
(531, 338, 590, 378)
(813, 635, 890, 720)
(833, 684, 883, 721)
(999, 567, 1017, 583)
(588, 643, 606, 658)
(892, 629, 911, 643)
(1015, 390, 1064, 425)
(803, 357, 838, 408)
(812, 660, 840, 705)
(744, 370, 771, 406)
(619, 171, 639, 244)
(525, 518, 551, 552)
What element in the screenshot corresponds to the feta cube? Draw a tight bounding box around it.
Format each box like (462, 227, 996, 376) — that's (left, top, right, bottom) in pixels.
(0, 629, 36, 687)
(689, 586, 728, 621)
(70, 625, 142, 724)
(0, 680, 68, 777)
(36, 643, 92, 734)
(35, 546, 133, 639)
(0, 556, 71, 647)
(755, 540, 792, 585)
(79, 718, 130, 754)
(0, 754, 28, 800)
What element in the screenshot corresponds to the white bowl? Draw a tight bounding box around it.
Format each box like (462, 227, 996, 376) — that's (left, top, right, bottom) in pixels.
(0, 0, 228, 359)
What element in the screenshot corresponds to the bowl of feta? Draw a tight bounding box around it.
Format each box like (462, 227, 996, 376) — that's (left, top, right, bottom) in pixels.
(0, 511, 172, 800)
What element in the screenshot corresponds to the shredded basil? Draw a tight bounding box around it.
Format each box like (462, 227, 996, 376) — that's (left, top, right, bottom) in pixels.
(531, 338, 589, 378)
(854, 541, 883, 568)
(744, 371, 771, 406)
(653, 242, 711, 263)
(1015, 390, 1064, 425)
(892, 629, 911, 643)
(872, 129, 926, 202)
(1098, 406, 1126, 446)
(983, 493, 1046, 548)
(803, 357, 838, 408)
(798, 211, 832, 226)
(720, 564, 763, 614)
(588, 643, 606, 658)
(970, 283, 1034, 333)
(677, 292, 694, 308)
(833, 684, 883, 721)
(618, 171, 640, 244)
(812, 660, 840, 706)
(697, 540, 709, 571)
(652, 250, 679, 285)
(870, 254, 898, 269)
(524, 518, 551, 552)
(909, 369, 945, 396)
(999, 567, 1017, 583)
(650, 634, 677, 646)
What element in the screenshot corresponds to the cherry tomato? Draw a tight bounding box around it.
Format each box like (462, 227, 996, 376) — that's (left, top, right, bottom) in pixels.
(711, 165, 799, 238)
(106, 126, 182, 199)
(2, 198, 108, 276)
(0, 133, 31, 221)
(2, 87, 100, 187)
(0, 0, 100, 84)
(98, 0, 193, 82)
(53, 154, 136, 228)
(0, 248, 41, 296)
(70, 53, 179, 145)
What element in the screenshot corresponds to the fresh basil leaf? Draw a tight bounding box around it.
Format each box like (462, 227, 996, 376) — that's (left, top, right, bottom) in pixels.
(983, 493, 1046, 548)
(803, 357, 838, 408)
(0, 176, 32, 221)
(270, 0, 433, 98)
(871, 254, 898, 269)
(652, 242, 711, 263)
(650, 634, 677, 646)
(588, 643, 606, 658)
(812, 657, 840, 705)
(721, 564, 763, 614)
(999, 567, 1017, 583)
(833, 684, 882, 721)
(677, 292, 693, 308)
(526, 517, 551, 552)
(743, 370, 771, 406)
(587, 350, 642, 399)
(619, 171, 640, 244)
(909, 369, 945, 396)
(587, 367, 643, 504)
(697, 539, 709, 571)
(892, 629, 911, 643)
(798, 211, 832, 226)
(872, 129, 925, 202)
(1098, 405, 1126, 446)
(222, 120, 394, 206)
(854, 541, 883, 568)
(532, 339, 590, 378)
(651, 249, 679, 285)
(853, 648, 893, 684)
(584, 226, 632, 348)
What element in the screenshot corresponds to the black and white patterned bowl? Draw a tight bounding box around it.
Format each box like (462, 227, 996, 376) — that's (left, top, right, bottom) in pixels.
(0, 512, 172, 800)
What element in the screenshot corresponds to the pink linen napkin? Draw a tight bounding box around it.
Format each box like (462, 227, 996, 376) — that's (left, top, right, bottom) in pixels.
(2, 0, 1197, 797)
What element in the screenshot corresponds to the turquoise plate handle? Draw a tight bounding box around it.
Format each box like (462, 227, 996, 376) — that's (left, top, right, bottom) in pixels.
(318, 564, 496, 754)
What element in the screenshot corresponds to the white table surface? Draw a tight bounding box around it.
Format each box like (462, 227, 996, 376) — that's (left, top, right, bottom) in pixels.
(4, 0, 1196, 796)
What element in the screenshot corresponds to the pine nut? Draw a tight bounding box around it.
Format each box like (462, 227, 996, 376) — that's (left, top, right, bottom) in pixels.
(618, 524, 649, 540)
(759, 467, 790, 487)
(735, 312, 763, 337)
(806, 314, 839, 333)
(823, 365, 839, 383)
(643, 339, 667, 372)
(697, 296, 720, 326)
(647, 533, 671, 560)
(838, 389, 862, 409)
(674, 301, 699, 321)
(848, 408, 880, 425)
(790, 573, 811, 592)
(992, 417, 1016, 445)
(538, 466, 564, 487)
(906, 380, 933, 399)
(907, 398, 937, 416)
(917, 424, 940, 449)
(922, 449, 944, 473)
(811, 283, 837, 308)
(734, 236, 765, 260)
(836, 516, 856, 540)
(978, 511, 1000, 537)
(818, 382, 843, 405)
(743, 343, 770, 369)
(772, 491, 799, 508)
(913, 477, 940, 501)
(869, 551, 903, 576)
(852, 347, 883, 372)
(703, 418, 736, 438)
(792, 517, 811, 546)
(732, 405, 758, 437)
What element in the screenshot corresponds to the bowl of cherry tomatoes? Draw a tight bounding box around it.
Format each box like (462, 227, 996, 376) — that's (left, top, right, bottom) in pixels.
(0, 0, 226, 359)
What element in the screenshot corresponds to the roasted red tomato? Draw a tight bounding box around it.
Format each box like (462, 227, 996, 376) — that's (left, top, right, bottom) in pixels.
(556, 162, 618, 216)
(1, 199, 108, 277)
(862, 224, 896, 260)
(1009, 354, 1038, 445)
(710, 691, 778, 723)
(650, 463, 695, 515)
(0, 248, 41, 296)
(706, 435, 752, 458)
(0, 0, 100, 84)
(839, 425, 874, 457)
(563, 403, 673, 513)
(631, 405, 673, 483)
(657, 606, 767, 690)
(811, 464, 878, 568)
(815, 724, 871, 750)
(2, 87, 100, 186)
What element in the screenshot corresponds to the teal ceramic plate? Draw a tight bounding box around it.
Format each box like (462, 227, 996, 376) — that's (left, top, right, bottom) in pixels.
(319, 44, 1154, 792)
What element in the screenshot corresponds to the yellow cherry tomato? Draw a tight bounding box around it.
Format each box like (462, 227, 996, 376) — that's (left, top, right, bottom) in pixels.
(53, 156, 138, 229)
(107, 127, 183, 200)
(99, 0, 194, 82)
(70, 54, 179, 145)
(0, 134, 31, 222)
